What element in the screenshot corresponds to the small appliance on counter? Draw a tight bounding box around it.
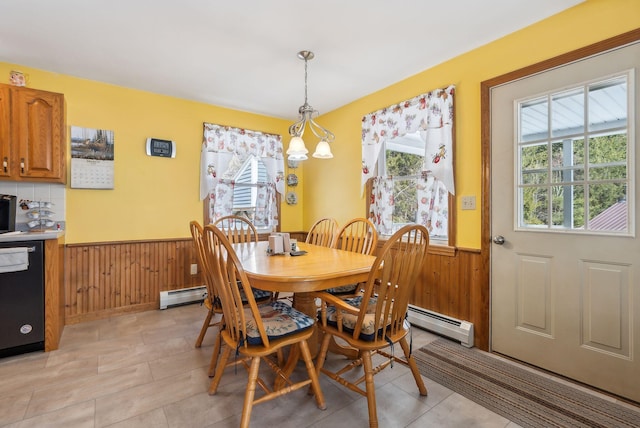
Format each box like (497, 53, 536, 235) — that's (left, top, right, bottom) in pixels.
(0, 194, 17, 233)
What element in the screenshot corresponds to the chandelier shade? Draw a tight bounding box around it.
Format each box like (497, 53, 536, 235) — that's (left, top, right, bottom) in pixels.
(287, 50, 334, 161)
(312, 140, 333, 158)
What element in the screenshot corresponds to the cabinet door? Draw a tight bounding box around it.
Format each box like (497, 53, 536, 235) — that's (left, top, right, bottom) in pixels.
(0, 86, 11, 178)
(12, 87, 65, 183)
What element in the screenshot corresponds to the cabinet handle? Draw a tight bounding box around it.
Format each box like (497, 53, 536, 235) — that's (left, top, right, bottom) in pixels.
(2, 157, 6, 173)
(20, 158, 25, 173)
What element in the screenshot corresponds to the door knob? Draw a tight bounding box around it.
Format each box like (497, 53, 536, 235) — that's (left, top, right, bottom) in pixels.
(492, 235, 505, 245)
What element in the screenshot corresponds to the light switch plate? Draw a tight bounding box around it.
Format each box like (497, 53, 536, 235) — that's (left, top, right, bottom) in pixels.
(461, 195, 476, 210)
(190, 264, 198, 275)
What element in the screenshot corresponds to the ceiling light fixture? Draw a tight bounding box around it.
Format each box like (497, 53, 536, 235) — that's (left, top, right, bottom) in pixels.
(287, 50, 335, 160)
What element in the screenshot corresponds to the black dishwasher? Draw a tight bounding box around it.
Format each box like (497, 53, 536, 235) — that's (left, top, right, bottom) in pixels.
(0, 240, 45, 358)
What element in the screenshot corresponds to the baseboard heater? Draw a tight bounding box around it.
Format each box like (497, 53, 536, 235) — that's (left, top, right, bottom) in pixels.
(408, 304, 474, 348)
(160, 285, 207, 309)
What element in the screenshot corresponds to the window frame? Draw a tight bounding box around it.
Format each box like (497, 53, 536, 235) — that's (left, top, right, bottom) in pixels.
(514, 71, 634, 237)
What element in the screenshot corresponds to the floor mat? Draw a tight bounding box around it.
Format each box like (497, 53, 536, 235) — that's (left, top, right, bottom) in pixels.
(414, 338, 640, 428)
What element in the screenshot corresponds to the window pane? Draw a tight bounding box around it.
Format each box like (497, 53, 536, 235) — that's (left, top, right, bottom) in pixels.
(552, 89, 584, 138)
(392, 179, 417, 225)
(587, 133, 627, 180)
(551, 138, 584, 183)
(588, 183, 627, 232)
(521, 186, 549, 227)
(588, 77, 627, 132)
(385, 149, 423, 176)
(520, 143, 548, 184)
(520, 97, 548, 143)
(551, 185, 584, 228)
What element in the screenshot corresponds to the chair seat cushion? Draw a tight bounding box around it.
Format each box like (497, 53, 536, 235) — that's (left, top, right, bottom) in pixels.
(238, 285, 272, 303)
(250, 288, 273, 301)
(325, 284, 359, 295)
(324, 296, 391, 341)
(245, 301, 314, 345)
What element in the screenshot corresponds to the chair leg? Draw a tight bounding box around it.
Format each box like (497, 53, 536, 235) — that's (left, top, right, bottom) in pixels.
(315, 331, 332, 375)
(240, 356, 261, 428)
(399, 337, 428, 396)
(361, 350, 378, 428)
(308, 331, 331, 396)
(209, 344, 232, 395)
(195, 309, 214, 348)
(298, 339, 326, 410)
(208, 331, 222, 377)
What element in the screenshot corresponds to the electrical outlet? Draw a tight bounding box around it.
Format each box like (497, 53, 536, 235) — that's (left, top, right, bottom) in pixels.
(190, 263, 198, 275)
(461, 195, 476, 210)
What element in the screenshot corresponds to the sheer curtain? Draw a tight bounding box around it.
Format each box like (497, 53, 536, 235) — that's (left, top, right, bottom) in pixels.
(362, 85, 455, 236)
(199, 123, 285, 227)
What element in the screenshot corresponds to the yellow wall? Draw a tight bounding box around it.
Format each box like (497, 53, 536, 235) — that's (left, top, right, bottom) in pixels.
(304, 0, 640, 249)
(2, 0, 638, 246)
(0, 64, 305, 243)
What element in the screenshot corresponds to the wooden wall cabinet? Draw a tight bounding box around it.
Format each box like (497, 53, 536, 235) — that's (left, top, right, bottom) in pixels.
(0, 83, 66, 183)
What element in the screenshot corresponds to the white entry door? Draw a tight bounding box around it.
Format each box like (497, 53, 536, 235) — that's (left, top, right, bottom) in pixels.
(491, 42, 640, 401)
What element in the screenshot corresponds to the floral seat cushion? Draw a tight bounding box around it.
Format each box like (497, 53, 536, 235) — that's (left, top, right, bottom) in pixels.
(245, 301, 315, 345)
(324, 296, 392, 341)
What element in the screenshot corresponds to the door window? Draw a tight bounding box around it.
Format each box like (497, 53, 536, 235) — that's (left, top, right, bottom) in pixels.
(516, 73, 633, 235)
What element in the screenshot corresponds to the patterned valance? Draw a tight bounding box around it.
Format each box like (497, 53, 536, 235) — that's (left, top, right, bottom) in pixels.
(361, 85, 455, 195)
(200, 123, 285, 200)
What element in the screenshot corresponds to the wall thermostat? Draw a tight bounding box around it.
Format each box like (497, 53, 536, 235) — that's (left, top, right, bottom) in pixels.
(146, 138, 176, 158)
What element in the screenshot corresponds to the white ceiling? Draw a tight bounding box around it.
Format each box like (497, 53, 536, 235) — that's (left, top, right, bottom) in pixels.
(0, 0, 584, 120)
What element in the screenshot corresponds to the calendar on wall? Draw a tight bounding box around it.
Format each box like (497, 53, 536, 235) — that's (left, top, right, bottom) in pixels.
(70, 126, 115, 189)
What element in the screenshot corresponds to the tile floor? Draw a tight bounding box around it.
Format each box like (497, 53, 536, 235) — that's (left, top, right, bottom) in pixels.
(0, 303, 635, 427)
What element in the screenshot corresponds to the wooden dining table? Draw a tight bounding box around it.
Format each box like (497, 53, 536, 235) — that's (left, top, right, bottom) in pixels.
(232, 240, 376, 383)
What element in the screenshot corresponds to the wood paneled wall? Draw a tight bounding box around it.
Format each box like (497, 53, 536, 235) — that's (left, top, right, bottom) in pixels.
(64, 239, 201, 324)
(63, 236, 488, 349)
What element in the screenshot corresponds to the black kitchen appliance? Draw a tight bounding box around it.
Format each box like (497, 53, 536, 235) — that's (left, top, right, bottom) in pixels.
(0, 194, 17, 233)
(0, 240, 45, 357)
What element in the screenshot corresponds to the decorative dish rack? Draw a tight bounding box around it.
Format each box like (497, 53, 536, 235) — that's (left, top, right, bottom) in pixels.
(19, 200, 57, 231)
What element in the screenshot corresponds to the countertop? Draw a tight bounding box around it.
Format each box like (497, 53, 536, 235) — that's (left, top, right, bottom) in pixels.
(0, 230, 64, 243)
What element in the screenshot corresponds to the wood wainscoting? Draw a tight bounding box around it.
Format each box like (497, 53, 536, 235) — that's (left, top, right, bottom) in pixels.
(415, 247, 487, 350)
(375, 239, 488, 350)
(64, 239, 201, 324)
(63, 235, 488, 349)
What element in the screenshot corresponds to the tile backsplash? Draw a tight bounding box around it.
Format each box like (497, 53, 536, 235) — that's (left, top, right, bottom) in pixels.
(0, 182, 66, 230)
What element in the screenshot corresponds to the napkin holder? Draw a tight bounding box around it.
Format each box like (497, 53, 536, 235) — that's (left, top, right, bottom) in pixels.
(268, 233, 291, 255)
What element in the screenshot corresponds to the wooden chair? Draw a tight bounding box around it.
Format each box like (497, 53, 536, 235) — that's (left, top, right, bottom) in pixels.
(203, 225, 326, 428)
(213, 214, 259, 244)
(326, 217, 378, 296)
(213, 215, 274, 302)
(305, 217, 339, 247)
(313, 224, 429, 428)
(189, 221, 224, 377)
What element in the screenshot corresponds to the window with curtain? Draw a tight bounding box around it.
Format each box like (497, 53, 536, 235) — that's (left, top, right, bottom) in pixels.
(200, 123, 285, 231)
(362, 85, 455, 246)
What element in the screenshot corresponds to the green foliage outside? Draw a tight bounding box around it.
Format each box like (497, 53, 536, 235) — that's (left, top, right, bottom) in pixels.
(386, 150, 424, 224)
(521, 133, 627, 228)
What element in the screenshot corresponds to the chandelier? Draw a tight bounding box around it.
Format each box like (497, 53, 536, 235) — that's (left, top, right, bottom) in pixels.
(287, 50, 335, 160)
